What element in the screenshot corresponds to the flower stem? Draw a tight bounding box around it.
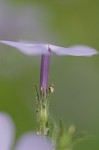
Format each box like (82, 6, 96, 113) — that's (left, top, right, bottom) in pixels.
(40, 53, 51, 99)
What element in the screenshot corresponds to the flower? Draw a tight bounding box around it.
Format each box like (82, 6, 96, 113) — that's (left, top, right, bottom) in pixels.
(0, 41, 98, 56)
(0, 40, 98, 96)
(0, 41, 98, 138)
(0, 112, 52, 150)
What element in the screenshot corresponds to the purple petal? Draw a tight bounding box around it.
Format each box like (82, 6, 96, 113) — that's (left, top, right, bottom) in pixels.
(0, 41, 98, 56)
(0, 112, 15, 150)
(15, 133, 53, 150)
(0, 41, 48, 55)
(50, 45, 98, 56)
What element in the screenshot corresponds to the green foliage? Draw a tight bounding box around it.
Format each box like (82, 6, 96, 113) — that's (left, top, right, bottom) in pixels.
(34, 85, 87, 150)
(55, 122, 87, 150)
(35, 85, 52, 135)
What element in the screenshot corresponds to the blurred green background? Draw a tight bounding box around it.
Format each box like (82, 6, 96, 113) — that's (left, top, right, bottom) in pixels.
(0, 0, 99, 149)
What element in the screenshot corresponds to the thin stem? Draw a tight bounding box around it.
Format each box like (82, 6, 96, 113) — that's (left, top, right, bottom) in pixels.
(40, 53, 51, 98)
(37, 47, 51, 136)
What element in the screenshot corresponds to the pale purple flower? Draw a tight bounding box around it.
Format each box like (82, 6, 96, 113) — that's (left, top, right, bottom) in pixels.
(0, 41, 98, 56)
(0, 40, 98, 98)
(0, 112, 52, 150)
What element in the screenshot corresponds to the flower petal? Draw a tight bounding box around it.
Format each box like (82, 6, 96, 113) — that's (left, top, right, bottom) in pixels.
(0, 112, 15, 150)
(14, 133, 53, 150)
(0, 41, 48, 55)
(0, 41, 98, 56)
(50, 45, 98, 56)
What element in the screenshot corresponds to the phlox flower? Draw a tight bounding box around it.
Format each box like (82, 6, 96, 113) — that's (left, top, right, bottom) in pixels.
(0, 112, 52, 150)
(0, 40, 98, 138)
(0, 41, 98, 56)
(0, 40, 98, 96)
